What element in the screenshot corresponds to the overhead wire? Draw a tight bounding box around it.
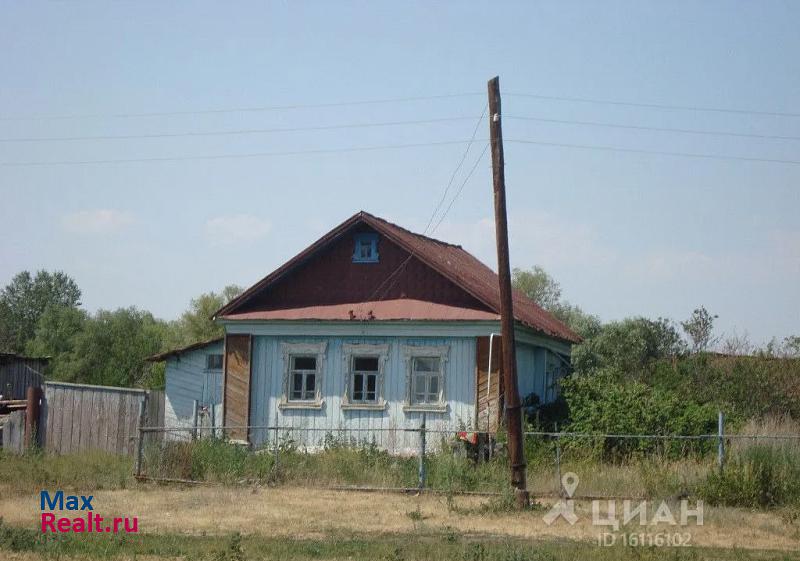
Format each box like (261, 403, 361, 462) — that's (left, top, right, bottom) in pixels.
(367, 106, 489, 302)
(0, 92, 484, 121)
(0, 139, 487, 167)
(0, 116, 479, 143)
(505, 138, 800, 166)
(505, 92, 800, 119)
(505, 115, 800, 142)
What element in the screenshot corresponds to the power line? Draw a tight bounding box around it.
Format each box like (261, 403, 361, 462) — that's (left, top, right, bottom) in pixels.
(1, 139, 486, 167)
(422, 106, 487, 233)
(0, 92, 484, 122)
(431, 143, 490, 234)
(506, 92, 800, 119)
(506, 138, 800, 166)
(368, 105, 488, 303)
(370, 142, 490, 302)
(0, 116, 478, 143)
(506, 115, 800, 142)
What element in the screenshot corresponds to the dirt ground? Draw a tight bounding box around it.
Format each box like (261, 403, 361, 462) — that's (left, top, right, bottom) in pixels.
(2, 485, 799, 552)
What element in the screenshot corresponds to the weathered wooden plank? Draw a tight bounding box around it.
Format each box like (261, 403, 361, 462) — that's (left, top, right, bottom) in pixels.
(223, 334, 251, 442)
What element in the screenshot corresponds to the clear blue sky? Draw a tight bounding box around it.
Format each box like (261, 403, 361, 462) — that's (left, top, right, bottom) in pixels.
(1, 1, 798, 345)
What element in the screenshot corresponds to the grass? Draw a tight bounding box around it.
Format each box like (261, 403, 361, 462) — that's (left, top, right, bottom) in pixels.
(3, 417, 798, 509)
(0, 449, 132, 497)
(2, 520, 800, 561)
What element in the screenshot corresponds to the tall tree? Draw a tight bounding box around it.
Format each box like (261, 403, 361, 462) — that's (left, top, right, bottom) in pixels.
(511, 266, 599, 338)
(0, 270, 81, 352)
(57, 307, 165, 387)
(177, 285, 244, 344)
(511, 266, 562, 311)
(681, 306, 718, 353)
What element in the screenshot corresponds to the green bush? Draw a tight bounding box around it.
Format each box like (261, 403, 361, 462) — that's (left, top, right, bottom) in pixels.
(699, 444, 800, 508)
(561, 370, 717, 461)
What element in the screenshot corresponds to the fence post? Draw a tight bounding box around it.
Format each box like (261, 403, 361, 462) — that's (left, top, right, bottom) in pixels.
(717, 411, 725, 471)
(418, 413, 427, 490)
(24, 386, 42, 450)
(192, 400, 199, 441)
(273, 408, 280, 473)
(134, 399, 146, 478)
(555, 422, 563, 497)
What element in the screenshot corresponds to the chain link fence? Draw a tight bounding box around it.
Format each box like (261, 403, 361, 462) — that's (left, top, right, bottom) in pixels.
(133, 414, 800, 499)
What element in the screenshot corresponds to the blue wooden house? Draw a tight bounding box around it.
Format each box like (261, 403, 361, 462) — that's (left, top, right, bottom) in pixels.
(212, 211, 579, 451)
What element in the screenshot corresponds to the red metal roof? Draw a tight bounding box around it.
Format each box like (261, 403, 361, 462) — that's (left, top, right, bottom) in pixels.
(217, 211, 580, 344)
(222, 299, 500, 322)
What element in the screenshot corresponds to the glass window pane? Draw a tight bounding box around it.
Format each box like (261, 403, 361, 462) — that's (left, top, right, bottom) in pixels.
(353, 373, 363, 401)
(414, 375, 426, 395)
(305, 374, 315, 399)
(291, 373, 303, 399)
(428, 375, 439, 397)
(293, 356, 316, 370)
(366, 374, 376, 393)
(414, 357, 439, 372)
(354, 356, 379, 371)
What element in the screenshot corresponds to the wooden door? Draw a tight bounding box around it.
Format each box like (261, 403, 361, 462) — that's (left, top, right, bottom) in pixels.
(223, 334, 251, 442)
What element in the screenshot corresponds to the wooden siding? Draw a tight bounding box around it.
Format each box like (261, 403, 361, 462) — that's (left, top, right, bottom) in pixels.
(0, 357, 47, 400)
(223, 334, 251, 442)
(163, 340, 223, 440)
(237, 225, 492, 314)
(1, 410, 25, 453)
(247, 335, 476, 452)
(41, 381, 163, 455)
(475, 336, 503, 432)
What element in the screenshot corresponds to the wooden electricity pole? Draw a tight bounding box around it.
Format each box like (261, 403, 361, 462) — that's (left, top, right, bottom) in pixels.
(488, 75, 529, 508)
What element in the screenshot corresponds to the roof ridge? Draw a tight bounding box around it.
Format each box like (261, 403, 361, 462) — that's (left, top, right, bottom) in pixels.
(359, 211, 463, 249)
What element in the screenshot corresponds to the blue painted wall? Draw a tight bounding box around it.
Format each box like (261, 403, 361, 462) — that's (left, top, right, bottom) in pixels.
(164, 340, 224, 439)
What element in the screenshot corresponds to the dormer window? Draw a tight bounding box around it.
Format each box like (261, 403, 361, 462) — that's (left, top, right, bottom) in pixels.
(352, 233, 379, 263)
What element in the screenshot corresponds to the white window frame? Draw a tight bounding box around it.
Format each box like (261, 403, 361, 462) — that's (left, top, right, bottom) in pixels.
(401, 344, 449, 413)
(279, 342, 327, 409)
(341, 343, 389, 411)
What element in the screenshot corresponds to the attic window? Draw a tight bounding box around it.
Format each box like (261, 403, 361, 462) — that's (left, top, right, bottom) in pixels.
(352, 233, 379, 263)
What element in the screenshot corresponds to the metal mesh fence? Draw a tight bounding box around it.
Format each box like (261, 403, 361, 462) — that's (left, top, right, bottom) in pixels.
(133, 415, 800, 499)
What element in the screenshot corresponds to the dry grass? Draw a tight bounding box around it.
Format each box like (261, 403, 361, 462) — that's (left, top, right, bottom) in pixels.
(2, 485, 799, 552)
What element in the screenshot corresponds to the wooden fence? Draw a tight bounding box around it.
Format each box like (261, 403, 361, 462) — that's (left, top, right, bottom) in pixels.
(40, 381, 164, 456)
(0, 356, 46, 400)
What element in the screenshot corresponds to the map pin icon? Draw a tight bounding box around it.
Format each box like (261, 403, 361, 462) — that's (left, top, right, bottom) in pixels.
(562, 472, 579, 498)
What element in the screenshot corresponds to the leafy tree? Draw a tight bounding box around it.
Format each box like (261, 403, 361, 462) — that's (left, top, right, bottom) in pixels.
(571, 317, 686, 375)
(56, 307, 165, 387)
(0, 270, 81, 352)
(511, 266, 600, 338)
(25, 305, 88, 371)
(176, 285, 243, 344)
(681, 306, 718, 353)
(512, 266, 562, 311)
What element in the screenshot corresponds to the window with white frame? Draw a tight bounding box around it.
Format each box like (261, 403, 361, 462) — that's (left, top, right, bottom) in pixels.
(280, 342, 326, 408)
(401, 345, 448, 412)
(341, 343, 388, 409)
(411, 357, 441, 405)
(290, 355, 317, 401)
(352, 357, 379, 402)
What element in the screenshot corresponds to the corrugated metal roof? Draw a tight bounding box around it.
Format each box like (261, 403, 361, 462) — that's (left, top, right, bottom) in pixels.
(217, 211, 580, 344)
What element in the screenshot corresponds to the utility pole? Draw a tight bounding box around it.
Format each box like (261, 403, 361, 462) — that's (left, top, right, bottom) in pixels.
(488, 75, 529, 509)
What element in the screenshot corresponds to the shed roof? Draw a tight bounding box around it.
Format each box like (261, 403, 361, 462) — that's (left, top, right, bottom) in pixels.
(217, 211, 580, 344)
(145, 337, 223, 362)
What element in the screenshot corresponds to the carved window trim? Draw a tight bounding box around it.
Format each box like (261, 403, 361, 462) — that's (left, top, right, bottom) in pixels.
(341, 343, 389, 411)
(400, 344, 449, 413)
(279, 341, 327, 410)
